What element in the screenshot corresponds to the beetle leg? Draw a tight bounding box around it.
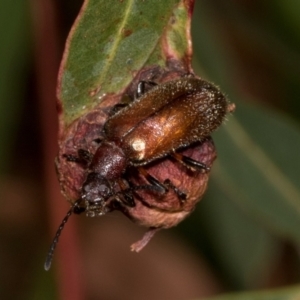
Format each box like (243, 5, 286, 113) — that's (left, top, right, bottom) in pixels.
(63, 153, 80, 162)
(116, 178, 136, 207)
(113, 193, 135, 209)
(122, 193, 136, 207)
(110, 80, 158, 115)
(136, 81, 157, 98)
(109, 94, 133, 116)
(163, 179, 187, 203)
(138, 167, 187, 205)
(131, 184, 165, 194)
(172, 152, 210, 172)
(63, 149, 92, 165)
(78, 149, 93, 162)
(138, 167, 167, 194)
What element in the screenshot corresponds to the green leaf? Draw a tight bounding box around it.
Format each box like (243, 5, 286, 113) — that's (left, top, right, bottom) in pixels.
(273, 0, 300, 41)
(215, 101, 300, 241)
(197, 178, 282, 289)
(58, 0, 193, 126)
(188, 1, 300, 289)
(195, 97, 300, 288)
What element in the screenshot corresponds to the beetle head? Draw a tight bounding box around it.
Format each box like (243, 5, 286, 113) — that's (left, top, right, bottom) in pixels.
(81, 172, 113, 217)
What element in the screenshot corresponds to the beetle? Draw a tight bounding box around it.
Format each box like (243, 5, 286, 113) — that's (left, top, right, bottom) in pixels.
(44, 76, 229, 270)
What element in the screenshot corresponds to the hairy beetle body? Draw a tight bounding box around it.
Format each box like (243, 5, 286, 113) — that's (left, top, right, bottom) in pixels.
(77, 77, 227, 217)
(105, 77, 227, 164)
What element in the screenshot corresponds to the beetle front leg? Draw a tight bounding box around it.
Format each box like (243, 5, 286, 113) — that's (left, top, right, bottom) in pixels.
(136, 81, 157, 98)
(163, 179, 187, 204)
(63, 149, 92, 165)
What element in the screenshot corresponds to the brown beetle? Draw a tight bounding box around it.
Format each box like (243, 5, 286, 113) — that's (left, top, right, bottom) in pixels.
(44, 76, 230, 270)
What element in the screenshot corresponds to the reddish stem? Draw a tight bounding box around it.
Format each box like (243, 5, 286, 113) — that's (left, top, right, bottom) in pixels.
(30, 0, 85, 299)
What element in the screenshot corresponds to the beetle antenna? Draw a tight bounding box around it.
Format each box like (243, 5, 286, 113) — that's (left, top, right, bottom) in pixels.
(44, 200, 81, 271)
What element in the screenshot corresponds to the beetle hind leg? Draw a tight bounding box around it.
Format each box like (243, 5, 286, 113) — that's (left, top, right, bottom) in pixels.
(172, 152, 210, 172)
(138, 167, 167, 194)
(163, 179, 187, 203)
(138, 167, 187, 205)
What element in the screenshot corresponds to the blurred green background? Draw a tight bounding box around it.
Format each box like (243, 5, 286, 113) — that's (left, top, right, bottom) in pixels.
(1, 0, 300, 299)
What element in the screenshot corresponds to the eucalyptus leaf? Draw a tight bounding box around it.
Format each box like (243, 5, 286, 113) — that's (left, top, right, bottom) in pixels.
(188, 0, 300, 291)
(58, 0, 193, 125)
(215, 101, 300, 241)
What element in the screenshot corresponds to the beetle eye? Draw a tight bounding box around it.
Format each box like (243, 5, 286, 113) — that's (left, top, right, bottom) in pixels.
(98, 183, 110, 197)
(82, 177, 111, 204)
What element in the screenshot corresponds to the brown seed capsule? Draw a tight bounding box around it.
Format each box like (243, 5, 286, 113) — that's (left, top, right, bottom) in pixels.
(45, 75, 231, 270)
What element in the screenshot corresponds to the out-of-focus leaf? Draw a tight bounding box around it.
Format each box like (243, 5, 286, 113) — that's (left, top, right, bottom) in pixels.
(58, 0, 193, 125)
(273, 0, 300, 41)
(193, 1, 300, 118)
(188, 0, 300, 290)
(196, 177, 282, 288)
(0, 0, 31, 172)
(196, 100, 300, 287)
(200, 285, 300, 300)
(214, 101, 300, 240)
